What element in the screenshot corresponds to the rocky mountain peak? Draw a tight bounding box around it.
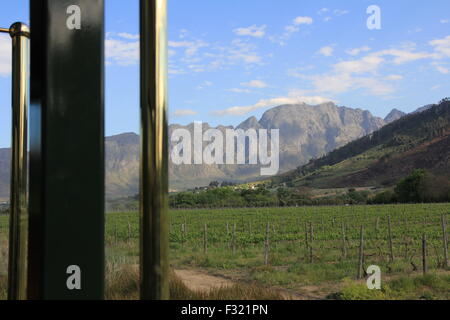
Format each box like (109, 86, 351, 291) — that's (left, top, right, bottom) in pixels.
(384, 108, 406, 123)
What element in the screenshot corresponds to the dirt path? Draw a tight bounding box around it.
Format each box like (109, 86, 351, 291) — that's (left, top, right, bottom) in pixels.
(174, 269, 234, 292)
(173, 268, 321, 300)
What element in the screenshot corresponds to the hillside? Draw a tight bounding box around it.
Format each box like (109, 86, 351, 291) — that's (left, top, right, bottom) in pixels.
(274, 99, 450, 189)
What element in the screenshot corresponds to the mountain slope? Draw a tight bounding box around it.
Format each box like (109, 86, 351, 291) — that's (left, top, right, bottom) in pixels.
(275, 100, 450, 188)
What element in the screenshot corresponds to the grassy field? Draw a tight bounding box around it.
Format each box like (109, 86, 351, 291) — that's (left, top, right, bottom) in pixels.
(0, 203, 449, 299)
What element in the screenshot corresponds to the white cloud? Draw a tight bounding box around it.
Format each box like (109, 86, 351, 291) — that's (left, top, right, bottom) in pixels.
(441, 19, 449, 24)
(376, 48, 432, 64)
(272, 16, 314, 45)
(294, 45, 434, 97)
(105, 37, 139, 66)
(0, 35, 11, 76)
(233, 25, 266, 38)
(386, 74, 404, 81)
(310, 73, 395, 96)
(429, 35, 450, 58)
(318, 8, 329, 15)
(241, 80, 268, 88)
(431, 85, 441, 90)
(168, 68, 186, 75)
(197, 81, 213, 90)
(179, 29, 189, 39)
(333, 55, 385, 74)
(214, 92, 334, 116)
(169, 40, 209, 57)
(334, 9, 349, 16)
(118, 32, 139, 40)
(173, 109, 198, 117)
(228, 88, 252, 94)
(302, 44, 436, 96)
(293, 16, 313, 25)
(347, 46, 371, 56)
(169, 37, 264, 75)
(227, 39, 263, 64)
(318, 46, 334, 57)
(432, 63, 449, 74)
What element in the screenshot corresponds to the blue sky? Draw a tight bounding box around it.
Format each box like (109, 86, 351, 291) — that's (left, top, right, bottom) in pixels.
(0, 0, 449, 147)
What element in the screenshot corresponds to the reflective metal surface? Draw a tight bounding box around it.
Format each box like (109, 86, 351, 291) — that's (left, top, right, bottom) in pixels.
(140, 0, 169, 300)
(7, 22, 30, 301)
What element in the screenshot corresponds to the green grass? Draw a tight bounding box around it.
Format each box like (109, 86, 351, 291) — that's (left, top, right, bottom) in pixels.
(0, 203, 449, 300)
(335, 274, 450, 300)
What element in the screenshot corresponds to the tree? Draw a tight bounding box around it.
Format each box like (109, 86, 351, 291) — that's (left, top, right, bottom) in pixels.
(395, 169, 427, 203)
(208, 181, 220, 188)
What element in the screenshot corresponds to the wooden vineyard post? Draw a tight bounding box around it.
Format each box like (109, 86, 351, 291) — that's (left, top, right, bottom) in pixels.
(441, 214, 449, 269)
(127, 221, 132, 244)
(357, 226, 365, 279)
(264, 222, 270, 266)
(388, 216, 394, 262)
(341, 222, 347, 259)
(309, 222, 314, 263)
(203, 223, 208, 255)
(422, 234, 428, 275)
(304, 222, 309, 261)
(232, 223, 237, 255)
(181, 223, 185, 249)
(114, 223, 118, 246)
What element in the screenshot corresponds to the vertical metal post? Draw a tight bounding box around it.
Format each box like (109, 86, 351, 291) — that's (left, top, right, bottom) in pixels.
(140, 0, 169, 300)
(29, 0, 105, 299)
(5, 22, 30, 301)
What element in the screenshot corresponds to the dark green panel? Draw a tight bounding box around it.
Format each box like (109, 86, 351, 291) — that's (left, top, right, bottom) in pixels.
(29, 0, 104, 300)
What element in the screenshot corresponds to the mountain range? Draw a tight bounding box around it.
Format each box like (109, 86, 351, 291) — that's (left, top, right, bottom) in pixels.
(0, 102, 426, 200)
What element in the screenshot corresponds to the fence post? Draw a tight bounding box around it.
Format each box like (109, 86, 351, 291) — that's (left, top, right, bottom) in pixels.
(140, 0, 169, 300)
(422, 234, 428, 275)
(357, 226, 365, 279)
(127, 221, 132, 244)
(309, 222, 314, 263)
(264, 222, 270, 266)
(181, 223, 185, 248)
(6, 22, 29, 301)
(203, 223, 208, 255)
(388, 215, 394, 262)
(232, 223, 237, 255)
(304, 222, 309, 262)
(341, 222, 347, 259)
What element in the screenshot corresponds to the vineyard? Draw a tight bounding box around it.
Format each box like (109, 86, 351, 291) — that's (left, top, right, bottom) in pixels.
(104, 204, 449, 295)
(1, 203, 449, 299)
